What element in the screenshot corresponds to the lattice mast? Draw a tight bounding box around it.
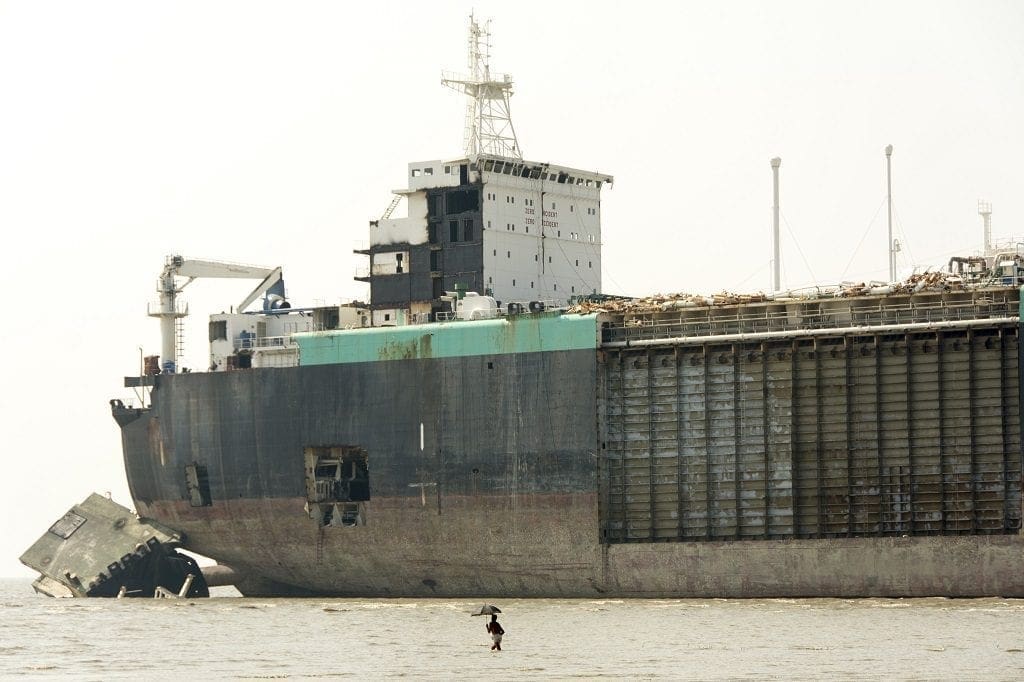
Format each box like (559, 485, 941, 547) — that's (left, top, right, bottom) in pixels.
(442, 15, 522, 159)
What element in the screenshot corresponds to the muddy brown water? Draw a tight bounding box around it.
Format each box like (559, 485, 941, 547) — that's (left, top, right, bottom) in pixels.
(2, 579, 1024, 679)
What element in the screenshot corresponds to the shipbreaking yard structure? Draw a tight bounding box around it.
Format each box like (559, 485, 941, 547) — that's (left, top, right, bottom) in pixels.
(21, 16, 1024, 598)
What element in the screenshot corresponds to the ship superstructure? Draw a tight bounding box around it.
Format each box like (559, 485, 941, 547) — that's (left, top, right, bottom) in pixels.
(356, 15, 611, 326)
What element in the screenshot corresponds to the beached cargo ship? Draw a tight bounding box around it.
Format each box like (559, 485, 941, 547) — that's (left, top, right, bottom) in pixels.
(111, 18, 1024, 598)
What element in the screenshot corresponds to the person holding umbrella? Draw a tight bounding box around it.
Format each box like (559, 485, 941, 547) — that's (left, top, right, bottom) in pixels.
(486, 613, 504, 651)
(473, 604, 505, 651)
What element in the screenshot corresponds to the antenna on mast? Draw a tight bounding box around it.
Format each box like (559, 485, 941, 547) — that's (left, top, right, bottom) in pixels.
(441, 14, 522, 159)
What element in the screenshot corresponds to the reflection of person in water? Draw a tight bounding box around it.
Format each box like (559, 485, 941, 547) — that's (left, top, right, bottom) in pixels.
(485, 614, 504, 651)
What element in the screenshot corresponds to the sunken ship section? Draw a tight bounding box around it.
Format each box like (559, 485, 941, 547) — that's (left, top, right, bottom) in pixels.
(112, 17, 1024, 597)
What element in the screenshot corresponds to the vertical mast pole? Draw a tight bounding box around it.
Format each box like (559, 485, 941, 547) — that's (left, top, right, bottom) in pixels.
(771, 157, 781, 292)
(886, 144, 894, 281)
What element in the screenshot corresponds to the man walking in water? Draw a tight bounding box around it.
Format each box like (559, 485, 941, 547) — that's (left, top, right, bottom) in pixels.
(485, 614, 504, 651)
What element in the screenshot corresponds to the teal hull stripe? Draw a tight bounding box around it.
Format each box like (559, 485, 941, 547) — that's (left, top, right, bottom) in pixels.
(296, 313, 599, 365)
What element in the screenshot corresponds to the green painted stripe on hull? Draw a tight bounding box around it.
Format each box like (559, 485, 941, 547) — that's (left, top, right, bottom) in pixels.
(295, 313, 599, 364)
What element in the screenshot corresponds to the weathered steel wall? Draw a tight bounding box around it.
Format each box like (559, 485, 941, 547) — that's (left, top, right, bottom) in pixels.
(119, 347, 603, 596)
(599, 325, 1022, 542)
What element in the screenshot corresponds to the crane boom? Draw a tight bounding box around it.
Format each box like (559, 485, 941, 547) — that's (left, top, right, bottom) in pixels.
(149, 255, 287, 374)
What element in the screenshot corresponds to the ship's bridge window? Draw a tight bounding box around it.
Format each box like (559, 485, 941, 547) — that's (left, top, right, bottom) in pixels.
(412, 169, 421, 177)
(424, 167, 433, 176)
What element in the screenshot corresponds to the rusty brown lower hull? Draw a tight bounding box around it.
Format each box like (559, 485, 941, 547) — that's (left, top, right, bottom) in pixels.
(135, 495, 1024, 598)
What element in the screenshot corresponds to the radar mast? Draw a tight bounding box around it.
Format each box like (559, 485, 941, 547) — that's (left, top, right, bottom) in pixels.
(442, 14, 522, 159)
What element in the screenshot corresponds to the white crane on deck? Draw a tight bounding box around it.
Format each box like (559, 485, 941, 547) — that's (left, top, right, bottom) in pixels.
(149, 255, 286, 374)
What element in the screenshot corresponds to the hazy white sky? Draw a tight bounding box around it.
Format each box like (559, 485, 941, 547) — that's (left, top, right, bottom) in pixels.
(1, 0, 1022, 577)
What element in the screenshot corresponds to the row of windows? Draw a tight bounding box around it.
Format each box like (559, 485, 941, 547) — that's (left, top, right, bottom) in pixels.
(412, 165, 461, 177)
(485, 194, 597, 215)
(491, 249, 594, 269)
(480, 159, 604, 189)
(486, 276, 583, 293)
(482, 219, 594, 242)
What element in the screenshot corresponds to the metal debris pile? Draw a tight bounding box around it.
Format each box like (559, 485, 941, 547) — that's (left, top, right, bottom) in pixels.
(566, 270, 977, 315)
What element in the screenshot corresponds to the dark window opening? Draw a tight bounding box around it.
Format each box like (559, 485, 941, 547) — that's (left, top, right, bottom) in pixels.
(450, 220, 459, 242)
(433, 277, 444, 299)
(463, 218, 473, 241)
(185, 462, 212, 507)
(305, 446, 370, 527)
(459, 164, 469, 184)
(209, 320, 227, 342)
(428, 222, 439, 244)
(395, 253, 404, 274)
(430, 250, 440, 271)
(446, 189, 479, 214)
(427, 194, 442, 218)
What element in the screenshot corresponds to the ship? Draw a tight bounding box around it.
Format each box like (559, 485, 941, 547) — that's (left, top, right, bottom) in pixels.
(107, 17, 1023, 598)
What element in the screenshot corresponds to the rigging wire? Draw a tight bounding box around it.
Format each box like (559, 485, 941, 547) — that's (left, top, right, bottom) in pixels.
(780, 208, 817, 285)
(735, 260, 771, 292)
(839, 195, 888, 280)
(891, 202, 917, 271)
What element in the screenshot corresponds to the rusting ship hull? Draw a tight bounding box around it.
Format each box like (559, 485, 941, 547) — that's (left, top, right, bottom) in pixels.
(113, 288, 1024, 597)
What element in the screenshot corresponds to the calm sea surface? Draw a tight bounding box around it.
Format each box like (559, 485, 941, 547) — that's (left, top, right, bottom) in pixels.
(2, 578, 1024, 680)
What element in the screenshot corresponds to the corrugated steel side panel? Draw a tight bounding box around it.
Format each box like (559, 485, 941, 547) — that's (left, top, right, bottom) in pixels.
(600, 325, 1022, 542)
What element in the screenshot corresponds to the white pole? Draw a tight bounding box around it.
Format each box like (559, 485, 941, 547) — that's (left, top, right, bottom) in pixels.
(771, 157, 782, 292)
(885, 144, 894, 281)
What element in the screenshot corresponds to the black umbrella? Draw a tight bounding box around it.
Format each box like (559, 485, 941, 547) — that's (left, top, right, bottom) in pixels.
(471, 604, 501, 616)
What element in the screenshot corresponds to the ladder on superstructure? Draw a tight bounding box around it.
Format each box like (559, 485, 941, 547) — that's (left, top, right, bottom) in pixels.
(175, 318, 185, 369)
